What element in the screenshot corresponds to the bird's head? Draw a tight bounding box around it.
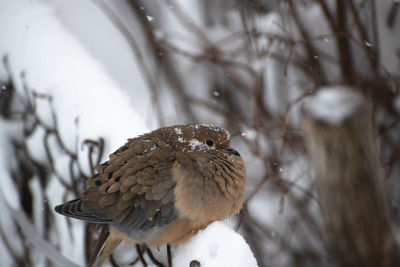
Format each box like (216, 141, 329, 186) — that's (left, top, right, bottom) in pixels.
(160, 124, 241, 157)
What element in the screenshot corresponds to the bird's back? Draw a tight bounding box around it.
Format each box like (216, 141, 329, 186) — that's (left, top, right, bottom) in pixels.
(55, 134, 178, 244)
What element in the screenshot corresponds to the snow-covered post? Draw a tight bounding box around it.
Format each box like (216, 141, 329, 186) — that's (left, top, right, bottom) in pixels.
(302, 87, 400, 267)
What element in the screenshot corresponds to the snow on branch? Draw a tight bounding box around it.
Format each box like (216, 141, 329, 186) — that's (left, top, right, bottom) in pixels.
(11, 207, 79, 267)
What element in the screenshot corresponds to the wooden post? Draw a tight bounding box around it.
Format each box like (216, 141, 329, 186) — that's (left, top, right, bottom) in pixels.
(302, 87, 400, 267)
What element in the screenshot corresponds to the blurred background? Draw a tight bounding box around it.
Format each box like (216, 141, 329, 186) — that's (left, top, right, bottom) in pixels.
(0, 0, 399, 266)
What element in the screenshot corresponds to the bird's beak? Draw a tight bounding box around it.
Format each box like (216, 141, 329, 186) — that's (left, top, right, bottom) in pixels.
(223, 146, 241, 157)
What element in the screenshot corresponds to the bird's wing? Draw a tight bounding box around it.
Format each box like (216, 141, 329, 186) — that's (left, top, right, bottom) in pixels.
(55, 137, 177, 230)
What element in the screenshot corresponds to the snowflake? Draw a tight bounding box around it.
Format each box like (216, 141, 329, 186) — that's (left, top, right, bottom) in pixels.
(175, 127, 183, 134)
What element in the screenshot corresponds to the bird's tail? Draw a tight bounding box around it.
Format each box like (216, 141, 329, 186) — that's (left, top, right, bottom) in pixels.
(54, 199, 110, 223)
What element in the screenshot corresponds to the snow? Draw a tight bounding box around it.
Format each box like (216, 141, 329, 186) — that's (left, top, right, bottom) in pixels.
(0, 0, 149, 155)
(175, 127, 183, 134)
(260, 12, 295, 115)
(240, 128, 257, 140)
(0, 120, 25, 267)
(172, 221, 258, 267)
(2, 0, 393, 266)
(13, 209, 79, 267)
(303, 86, 363, 125)
(192, 124, 231, 140)
(0, 196, 24, 266)
(25, 125, 48, 164)
(376, 0, 400, 74)
(0, 2, 256, 266)
(146, 15, 155, 22)
(188, 138, 211, 152)
(48, 0, 154, 126)
(0, 119, 23, 209)
(0, 0, 149, 265)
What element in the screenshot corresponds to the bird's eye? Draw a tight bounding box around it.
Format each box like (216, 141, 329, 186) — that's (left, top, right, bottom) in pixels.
(205, 138, 214, 146)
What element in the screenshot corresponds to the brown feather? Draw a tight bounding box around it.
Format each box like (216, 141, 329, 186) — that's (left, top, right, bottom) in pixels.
(55, 124, 247, 260)
(99, 193, 118, 207)
(121, 191, 135, 201)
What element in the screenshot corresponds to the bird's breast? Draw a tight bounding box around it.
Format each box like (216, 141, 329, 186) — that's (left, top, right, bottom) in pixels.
(171, 154, 246, 225)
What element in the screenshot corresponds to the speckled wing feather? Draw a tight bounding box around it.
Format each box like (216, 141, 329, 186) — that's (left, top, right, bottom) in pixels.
(56, 135, 177, 231)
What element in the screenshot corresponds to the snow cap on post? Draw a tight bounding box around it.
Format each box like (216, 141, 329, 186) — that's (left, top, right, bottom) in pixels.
(302, 86, 364, 125)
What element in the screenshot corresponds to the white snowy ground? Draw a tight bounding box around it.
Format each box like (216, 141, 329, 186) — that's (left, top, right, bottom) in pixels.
(0, 0, 257, 266)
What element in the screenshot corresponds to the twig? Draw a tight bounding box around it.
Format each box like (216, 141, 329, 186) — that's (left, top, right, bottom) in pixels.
(145, 247, 165, 267)
(136, 244, 148, 267)
(167, 245, 172, 267)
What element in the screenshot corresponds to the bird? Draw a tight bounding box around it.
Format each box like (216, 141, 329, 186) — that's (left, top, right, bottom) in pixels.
(55, 124, 247, 264)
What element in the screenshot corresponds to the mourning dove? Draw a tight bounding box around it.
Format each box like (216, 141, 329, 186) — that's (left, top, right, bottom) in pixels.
(55, 124, 247, 264)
